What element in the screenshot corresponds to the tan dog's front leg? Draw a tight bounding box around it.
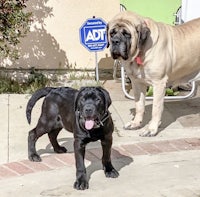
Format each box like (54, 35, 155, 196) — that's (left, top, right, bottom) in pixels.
(140, 80, 166, 137)
(124, 80, 146, 130)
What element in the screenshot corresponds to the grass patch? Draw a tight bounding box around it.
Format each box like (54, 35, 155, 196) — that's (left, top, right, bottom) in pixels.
(0, 68, 101, 94)
(146, 86, 179, 96)
(0, 69, 50, 94)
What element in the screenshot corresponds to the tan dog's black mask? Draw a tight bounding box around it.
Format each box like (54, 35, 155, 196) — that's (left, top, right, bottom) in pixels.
(107, 24, 131, 60)
(107, 22, 150, 60)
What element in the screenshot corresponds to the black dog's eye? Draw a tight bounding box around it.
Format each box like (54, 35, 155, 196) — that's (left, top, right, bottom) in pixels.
(80, 98, 85, 105)
(95, 98, 101, 104)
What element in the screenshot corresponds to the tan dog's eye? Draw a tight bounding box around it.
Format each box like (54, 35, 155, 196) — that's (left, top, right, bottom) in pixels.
(110, 29, 116, 37)
(122, 30, 131, 38)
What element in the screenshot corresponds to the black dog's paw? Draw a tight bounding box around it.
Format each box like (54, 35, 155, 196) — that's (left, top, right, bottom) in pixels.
(104, 168, 119, 178)
(73, 180, 89, 190)
(54, 146, 67, 154)
(28, 153, 42, 162)
(103, 162, 119, 178)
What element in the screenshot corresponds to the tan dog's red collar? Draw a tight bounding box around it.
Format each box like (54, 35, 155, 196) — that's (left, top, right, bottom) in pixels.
(135, 54, 143, 65)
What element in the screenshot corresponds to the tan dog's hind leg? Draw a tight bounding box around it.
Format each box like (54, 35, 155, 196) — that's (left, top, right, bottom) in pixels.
(124, 80, 146, 130)
(140, 78, 167, 137)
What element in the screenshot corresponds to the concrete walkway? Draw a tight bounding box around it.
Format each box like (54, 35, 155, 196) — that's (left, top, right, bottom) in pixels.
(0, 80, 200, 196)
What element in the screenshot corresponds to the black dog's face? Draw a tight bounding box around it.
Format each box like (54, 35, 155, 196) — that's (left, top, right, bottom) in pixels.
(75, 87, 111, 130)
(107, 24, 132, 60)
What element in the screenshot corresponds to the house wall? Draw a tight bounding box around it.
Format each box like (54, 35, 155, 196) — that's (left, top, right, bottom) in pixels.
(2, 0, 120, 70)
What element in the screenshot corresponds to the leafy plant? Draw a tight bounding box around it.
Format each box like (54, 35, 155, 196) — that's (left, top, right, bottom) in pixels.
(27, 67, 48, 89)
(0, 69, 50, 94)
(146, 86, 179, 96)
(0, 0, 32, 59)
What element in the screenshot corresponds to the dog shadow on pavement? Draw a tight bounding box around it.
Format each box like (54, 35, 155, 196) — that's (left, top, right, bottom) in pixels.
(37, 137, 74, 156)
(85, 148, 133, 182)
(37, 137, 133, 182)
(130, 97, 200, 133)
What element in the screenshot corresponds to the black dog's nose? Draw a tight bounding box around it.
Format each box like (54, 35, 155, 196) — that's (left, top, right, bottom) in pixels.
(85, 107, 92, 113)
(84, 105, 94, 116)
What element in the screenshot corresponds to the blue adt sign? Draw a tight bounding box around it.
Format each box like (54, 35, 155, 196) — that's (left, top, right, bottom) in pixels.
(79, 18, 107, 52)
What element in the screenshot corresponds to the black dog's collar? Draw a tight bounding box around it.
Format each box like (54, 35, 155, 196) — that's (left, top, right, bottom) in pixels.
(95, 111, 111, 128)
(76, 111, 111, 130)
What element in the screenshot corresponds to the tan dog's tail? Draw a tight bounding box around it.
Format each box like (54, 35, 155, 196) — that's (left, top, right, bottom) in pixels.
(26, 87, 54, 124)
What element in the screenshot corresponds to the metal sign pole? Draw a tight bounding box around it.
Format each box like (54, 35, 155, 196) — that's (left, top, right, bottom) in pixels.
(95, 51, 99, 81)
(79, 17, 107, 82)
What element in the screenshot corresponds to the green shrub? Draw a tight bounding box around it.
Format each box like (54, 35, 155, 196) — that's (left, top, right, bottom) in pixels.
(0, 70, 50, 94)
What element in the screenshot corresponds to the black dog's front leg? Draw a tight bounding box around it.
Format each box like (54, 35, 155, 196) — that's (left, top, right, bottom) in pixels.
(101, 136, 119, 178)
(73, 138, 88, 190)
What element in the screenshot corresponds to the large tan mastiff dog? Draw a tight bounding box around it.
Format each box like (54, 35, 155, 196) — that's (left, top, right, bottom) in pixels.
(107, 11, 200, 136)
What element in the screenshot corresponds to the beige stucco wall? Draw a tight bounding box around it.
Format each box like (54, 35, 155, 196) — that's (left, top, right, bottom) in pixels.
(3, 0, 120, 70)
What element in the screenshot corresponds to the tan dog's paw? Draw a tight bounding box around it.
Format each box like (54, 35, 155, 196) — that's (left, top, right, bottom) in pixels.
(139, 129, 158, 137)
(139, 120, 161, 137)
(124, 121, 142, 130)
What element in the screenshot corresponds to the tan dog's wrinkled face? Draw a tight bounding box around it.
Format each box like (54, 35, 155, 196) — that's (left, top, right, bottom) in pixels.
(107, 22, 134, 60)
(107, 18, 150, 61)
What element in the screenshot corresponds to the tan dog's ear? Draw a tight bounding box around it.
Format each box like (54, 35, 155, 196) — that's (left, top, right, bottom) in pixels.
(136, 23, 150, 50)
(106, 24, 110, 48)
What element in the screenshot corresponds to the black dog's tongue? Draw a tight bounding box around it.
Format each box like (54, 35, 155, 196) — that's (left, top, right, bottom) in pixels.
(85, 120, 95, 130)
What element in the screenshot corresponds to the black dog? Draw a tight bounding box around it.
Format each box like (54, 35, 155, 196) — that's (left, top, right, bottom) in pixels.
(26, 86, 119, 190)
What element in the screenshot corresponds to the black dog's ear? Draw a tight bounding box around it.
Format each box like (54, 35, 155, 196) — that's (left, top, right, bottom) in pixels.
(106, 24, 110, 48)
(74, 88, 85, 112)
(74, 91, 79, 112)
(96, 87, 112, 111)
(136, 23, 150, 50)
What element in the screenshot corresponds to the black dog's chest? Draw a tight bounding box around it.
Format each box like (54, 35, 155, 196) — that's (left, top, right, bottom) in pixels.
(83, 128, 105, 143)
